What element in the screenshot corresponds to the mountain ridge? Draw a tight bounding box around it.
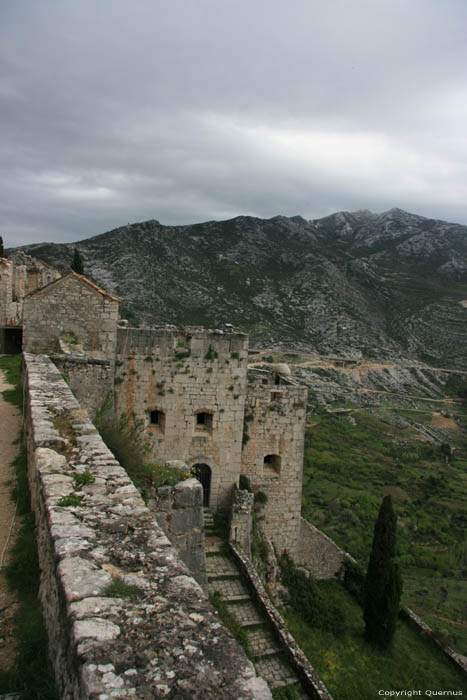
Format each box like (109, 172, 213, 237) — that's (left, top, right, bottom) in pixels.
(9, 208, 467, 368)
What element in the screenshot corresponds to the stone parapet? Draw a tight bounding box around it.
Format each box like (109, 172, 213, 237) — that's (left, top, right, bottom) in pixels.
(230, 542, 334, 700)
(151, 478, 208, 588)
(23, 353, 271, 700)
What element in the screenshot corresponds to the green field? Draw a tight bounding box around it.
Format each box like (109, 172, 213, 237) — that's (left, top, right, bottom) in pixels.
(285, 581, 467, 700)
(302, 403, 467, 654)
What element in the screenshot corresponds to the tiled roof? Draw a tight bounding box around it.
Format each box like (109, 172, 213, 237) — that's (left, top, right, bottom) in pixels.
(25, 270, 120, 302)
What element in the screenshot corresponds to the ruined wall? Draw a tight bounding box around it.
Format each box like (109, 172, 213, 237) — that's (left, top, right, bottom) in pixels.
(241, 369, 308, 558)
(229, 488, 254, 557)
(0, 252, 60, 327)
(114, 327, 249, 511)
(0, 258, 13, 326)
(296, 518, 348, 580)
(24, 353, 271, 700)
(23, 273, 119, 360)
(151, 478, 207, 587)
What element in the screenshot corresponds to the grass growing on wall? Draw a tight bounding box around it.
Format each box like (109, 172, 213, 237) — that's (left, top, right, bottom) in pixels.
(0, 355, 57, 699)
(94, 403, 189, 499)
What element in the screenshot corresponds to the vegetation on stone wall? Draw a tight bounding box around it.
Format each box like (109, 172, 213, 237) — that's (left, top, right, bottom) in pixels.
(94, 402, 189, 498)
(0, 355, 57, 699)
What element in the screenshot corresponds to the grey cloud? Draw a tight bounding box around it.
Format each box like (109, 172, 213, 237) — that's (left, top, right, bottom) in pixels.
(2, 0, 467, 246)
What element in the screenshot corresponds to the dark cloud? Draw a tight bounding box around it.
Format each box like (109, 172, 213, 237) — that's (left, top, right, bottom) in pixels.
(2, 0, 467, 246)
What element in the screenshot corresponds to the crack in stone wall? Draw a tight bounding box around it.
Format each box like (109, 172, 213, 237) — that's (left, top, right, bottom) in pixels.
(24, 353, 271, 700)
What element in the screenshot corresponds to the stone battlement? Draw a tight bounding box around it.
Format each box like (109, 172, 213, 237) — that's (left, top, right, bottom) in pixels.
(23, 352, 271, 699)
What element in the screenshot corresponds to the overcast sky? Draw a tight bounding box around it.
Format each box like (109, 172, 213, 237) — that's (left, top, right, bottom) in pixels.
(2, 0, 467, 247)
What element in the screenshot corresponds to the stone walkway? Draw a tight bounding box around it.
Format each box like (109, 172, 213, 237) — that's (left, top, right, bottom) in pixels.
(204, 510, 306, 694)
(0, 367, 21, 673)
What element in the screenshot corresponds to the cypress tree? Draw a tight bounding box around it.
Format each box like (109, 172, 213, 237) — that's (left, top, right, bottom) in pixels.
(363, 495, 402, 649)
(71, 247, 84, 275)
(0, 236, 4, 257)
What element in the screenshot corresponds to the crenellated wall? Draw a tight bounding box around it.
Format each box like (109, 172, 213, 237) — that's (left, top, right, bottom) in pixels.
(23, 353, 271, 700)
(114, 327, 249, 511)
(241, 369, 308, 558)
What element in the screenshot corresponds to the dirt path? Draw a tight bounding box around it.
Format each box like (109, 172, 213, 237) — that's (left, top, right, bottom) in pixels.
(0, 369, 21, 672)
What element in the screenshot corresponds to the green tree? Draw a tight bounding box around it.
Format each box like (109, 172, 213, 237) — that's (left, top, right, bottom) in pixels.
(363, 495, 402, 649)
(0, 235, 4, 257)
(71, 247, 84, 275)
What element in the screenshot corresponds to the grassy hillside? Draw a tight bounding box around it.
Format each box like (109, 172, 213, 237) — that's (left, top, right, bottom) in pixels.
(302, 401, 467, 654)
(286, 581, 467, 700)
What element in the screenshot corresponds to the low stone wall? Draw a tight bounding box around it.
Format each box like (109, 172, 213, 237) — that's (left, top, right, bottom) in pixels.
(296, 518, 347, 580)
(230, 542, 334, 700)
(24, 353, 271, 700)
(151, 479, 207, 588)
(400, 608, 467, 680)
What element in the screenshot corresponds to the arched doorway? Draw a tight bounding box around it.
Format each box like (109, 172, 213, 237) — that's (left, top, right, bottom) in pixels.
(193, 463, 211, 507)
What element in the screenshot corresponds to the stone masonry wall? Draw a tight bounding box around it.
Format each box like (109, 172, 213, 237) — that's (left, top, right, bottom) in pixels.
(0, 252, 60, 327)
(241, 371, 308, 558)
(229, 488, 254, 557)
(51, 356, 114, 417)
(0, 258, 13, 326)
(151, 479, 208, 588)
(114, 327, 249, 511)
(296, 518, 348, 580)
(24, 353, 271, 700)
(23, 273, 119, 360)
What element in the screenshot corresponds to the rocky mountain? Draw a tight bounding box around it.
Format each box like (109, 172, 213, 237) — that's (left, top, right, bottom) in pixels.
(12, 208, 467, 368)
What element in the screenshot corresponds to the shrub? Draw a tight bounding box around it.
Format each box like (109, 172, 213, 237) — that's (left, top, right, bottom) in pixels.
(254, 490, 268, 505)
(280, 553, 345, 635)
(239, 474, 252, 492)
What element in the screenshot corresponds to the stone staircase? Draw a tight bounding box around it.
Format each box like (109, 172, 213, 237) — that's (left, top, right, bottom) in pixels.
(204, 509, 307, 695)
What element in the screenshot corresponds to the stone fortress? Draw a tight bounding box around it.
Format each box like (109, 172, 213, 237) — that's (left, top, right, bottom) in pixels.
(17, 261, 345, 572)
(0, 252, 350, 698)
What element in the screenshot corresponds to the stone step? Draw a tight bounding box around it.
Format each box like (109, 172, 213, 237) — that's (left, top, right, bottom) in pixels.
(254, 654, 300, 690)
(225, 600, 265, 628)
(247, 627, 281, 659)
(273, 678, 301, 689)
(205, 555, 240, 577)
(207, 577, 251, 603)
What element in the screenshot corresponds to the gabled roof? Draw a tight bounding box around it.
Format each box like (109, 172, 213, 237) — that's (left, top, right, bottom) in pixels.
(25, 270, 120, 302)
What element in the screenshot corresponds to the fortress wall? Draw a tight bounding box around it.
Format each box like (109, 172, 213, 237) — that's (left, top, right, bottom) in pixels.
(24, 353, 271, 700)
(114, 328, 249, 511)
(241, 376, 308, 558)
(296, 518, 347, 580)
